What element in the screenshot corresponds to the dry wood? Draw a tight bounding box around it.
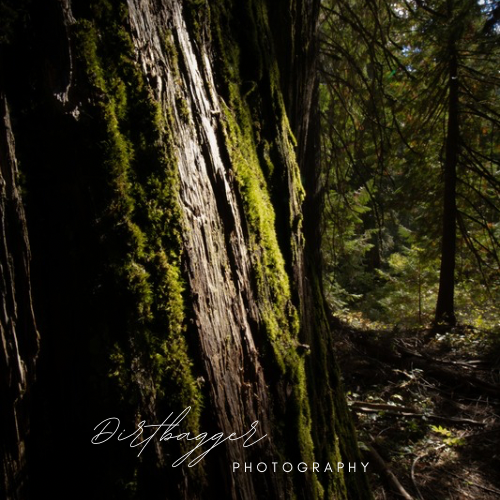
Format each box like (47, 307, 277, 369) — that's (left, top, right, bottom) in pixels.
(349, 401, 486, 426)
(410, 454, 425, 500)
(396, 344, 483, 367)
(366, 442, 415, 500)
(396, 345, 500, 396)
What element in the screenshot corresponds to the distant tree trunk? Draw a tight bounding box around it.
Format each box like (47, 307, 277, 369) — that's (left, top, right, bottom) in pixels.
(435, 22, 459, 328)
(0, 0, 372, 499)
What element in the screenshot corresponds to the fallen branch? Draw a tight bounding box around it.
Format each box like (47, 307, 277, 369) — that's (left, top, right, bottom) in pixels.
(410, 454, 425, 500)
(350, 401, 416, 413)
(366, 442, 415, 500)
(397, 344, 490, 370)
(396, 345, 500, 396)
(349, 401, 486, 426)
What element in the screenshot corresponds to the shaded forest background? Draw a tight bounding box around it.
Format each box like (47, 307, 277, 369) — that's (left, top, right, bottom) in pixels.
(320, 0, 499, 331)
(318, 2, 500, 498)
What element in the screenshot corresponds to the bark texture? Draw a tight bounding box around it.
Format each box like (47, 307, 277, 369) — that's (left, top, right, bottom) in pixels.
(435, 36, 459, 328)
(0, 0, 371, 498)
(0, 94, 40, 500)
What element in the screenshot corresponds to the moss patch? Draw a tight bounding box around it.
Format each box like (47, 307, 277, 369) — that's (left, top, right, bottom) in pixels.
(74, 0, 202, 442)
(208, 1, 325, 497)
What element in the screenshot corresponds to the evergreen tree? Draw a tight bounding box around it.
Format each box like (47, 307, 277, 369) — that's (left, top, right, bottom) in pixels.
(320, 0, 500, 328)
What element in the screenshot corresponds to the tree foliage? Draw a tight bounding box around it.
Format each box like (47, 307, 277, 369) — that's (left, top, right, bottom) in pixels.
(320, 0, 500, 329)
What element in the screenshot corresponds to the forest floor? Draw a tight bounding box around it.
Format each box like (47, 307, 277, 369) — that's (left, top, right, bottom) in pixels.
(333, 319, 500, 499)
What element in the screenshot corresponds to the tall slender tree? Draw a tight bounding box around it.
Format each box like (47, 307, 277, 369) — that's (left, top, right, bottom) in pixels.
(435, 0, 460, 326)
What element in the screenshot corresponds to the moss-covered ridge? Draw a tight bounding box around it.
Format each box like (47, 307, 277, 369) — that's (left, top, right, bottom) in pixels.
(205, 1, 371, 498)
(205, 0, 327, 497)
(73, 0, 202, 440)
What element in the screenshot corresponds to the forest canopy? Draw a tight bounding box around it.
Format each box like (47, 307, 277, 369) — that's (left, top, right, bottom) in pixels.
(319, 0, 500, 330)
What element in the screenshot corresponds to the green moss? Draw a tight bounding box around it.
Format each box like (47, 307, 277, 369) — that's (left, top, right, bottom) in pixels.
(182, 0, 210, 45)
(177, 96, 191, 123)
(220, 99, 295, 361)
(74, 2, 203, 440)
(161, 30, 180, 79)
(207, 2, 325, 497)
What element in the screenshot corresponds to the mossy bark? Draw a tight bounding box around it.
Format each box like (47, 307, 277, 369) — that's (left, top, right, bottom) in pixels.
(0, 0, 371, 498)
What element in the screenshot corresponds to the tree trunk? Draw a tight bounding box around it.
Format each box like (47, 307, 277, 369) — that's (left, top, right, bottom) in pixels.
(0, 93, 40, 500)
(435, 20, 459, 328)
(0, 1, 371, 499)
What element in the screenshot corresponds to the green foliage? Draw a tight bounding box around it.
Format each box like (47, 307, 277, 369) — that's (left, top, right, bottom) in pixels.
(430, 425, 465, 447)
(320, 0, 500, 329)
